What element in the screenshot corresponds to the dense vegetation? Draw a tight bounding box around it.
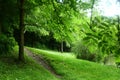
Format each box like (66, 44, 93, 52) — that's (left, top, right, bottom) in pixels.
(0, 47, 120, 80)
(0, 0, 120, 79)
(0, 0, 120, 62)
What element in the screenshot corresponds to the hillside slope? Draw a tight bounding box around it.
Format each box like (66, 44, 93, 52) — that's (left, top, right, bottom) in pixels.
(28, 47, 120, 80)
(0, 47, 120, 80)
(0, 47, 58, 80)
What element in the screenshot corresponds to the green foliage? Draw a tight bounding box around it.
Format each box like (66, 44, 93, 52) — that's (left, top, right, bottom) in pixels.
(51, 1, 78, 44)
(77, 0, 94, 10)
(32, 42, 48, 49)
(28, 47, 120, 80)
(83, 16, 118, 56)
(0, 0, 18, 55)
(26, 26, 49, 36)
(24, 0, 80, 51)
(0, 34, 16, 54)
(72, 41, 89, 58)
(72, 41, 101, 62)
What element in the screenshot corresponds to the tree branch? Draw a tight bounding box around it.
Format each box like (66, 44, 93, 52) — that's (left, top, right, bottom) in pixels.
(24, 23, 41, 27)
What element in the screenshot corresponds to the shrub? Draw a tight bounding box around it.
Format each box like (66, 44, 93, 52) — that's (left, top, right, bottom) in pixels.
(0, 34, 16, 54)
(72, 41, 90, 60)
(72, 41, 101, 62)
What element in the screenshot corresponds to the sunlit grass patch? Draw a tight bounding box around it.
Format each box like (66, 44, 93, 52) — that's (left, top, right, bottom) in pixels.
(28, 47, 120, 80)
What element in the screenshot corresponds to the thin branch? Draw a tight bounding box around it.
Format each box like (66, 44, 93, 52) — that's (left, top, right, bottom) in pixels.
(24, 23, 41, 27)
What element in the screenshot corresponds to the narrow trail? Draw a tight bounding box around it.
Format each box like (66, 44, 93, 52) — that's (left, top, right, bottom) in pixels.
(24, 48, 61, 79)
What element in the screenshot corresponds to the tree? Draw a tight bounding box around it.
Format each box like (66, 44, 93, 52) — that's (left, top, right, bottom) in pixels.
(50, 0, 79, 52)
(0, 0, 1, 34)
(90, 0, 95, 25)
(24, 0, 79, 52)
(83, 16, 118, 56)
(0, 0, 18, 54)
(0, 23, 1, 34)
(116, 15, 120, 55)
(18, 0, 25, 61)
(116, 0, 120, 55)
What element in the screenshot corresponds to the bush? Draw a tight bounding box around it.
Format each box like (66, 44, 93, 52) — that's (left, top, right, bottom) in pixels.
(0, 34, 16, 54)
(72, 41, 90, 60)
(72, 41, 101, 62)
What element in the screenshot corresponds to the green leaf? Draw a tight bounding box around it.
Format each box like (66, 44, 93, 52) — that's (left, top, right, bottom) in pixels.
(101, 22, 109, 27)
(94, 17, 101, 23)
(98, 24, 106, 29)
(83, 36, 91, 41)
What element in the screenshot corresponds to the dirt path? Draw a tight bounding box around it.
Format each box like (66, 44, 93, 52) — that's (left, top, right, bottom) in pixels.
(24, 48, 61, 79)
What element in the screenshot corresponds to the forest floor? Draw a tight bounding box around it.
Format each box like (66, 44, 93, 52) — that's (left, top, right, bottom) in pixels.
(24, 48, 61, 79)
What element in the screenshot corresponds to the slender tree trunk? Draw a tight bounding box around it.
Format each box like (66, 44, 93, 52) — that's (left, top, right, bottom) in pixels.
(61, 41, 63, 53)
(90, 0, 95, 29)
(19, 0, 25, 61)
(117, 15, 120, 55)
(117, 16, 120, 43)
(0, 22, 1, 34)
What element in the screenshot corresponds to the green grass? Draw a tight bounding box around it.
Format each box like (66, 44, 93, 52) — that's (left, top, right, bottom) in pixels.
(0, 47, 58, 80)
(0, 46, 120, 80)
(28, 47, 120, 80)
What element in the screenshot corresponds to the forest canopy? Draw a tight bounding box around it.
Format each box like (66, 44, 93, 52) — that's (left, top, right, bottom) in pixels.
(0, 0, 120, 63)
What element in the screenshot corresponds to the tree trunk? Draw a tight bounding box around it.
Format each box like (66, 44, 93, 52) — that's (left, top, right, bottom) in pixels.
(0, 22, 1, 34)
(90, 0, 95, 29)
(117, 16, 120, 43)
(61, 41, 63, 53)
(19, 0, 25, 62)
(117, 15, 120, 55)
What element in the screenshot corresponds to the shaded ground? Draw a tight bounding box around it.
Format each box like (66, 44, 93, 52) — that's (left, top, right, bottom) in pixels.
(24, 48, 61, 79)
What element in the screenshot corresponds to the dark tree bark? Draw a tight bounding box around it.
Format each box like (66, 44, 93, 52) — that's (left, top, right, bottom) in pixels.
(19, 0, 25, 61)
(0, 22, 1, 34)
(90, 0, 95, 26)
(117, 15, 120, 55)
(61, 41, 63, 53)
(117, 16, 120, 43)
(86, 0, 95, 32)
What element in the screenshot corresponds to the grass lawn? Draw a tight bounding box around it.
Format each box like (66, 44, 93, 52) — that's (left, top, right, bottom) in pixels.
(0, 47, 58, 80)
(28, 47, 120, 80)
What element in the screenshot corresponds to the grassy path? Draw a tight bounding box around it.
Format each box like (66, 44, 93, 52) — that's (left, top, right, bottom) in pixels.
(24, 48, 61, 79)
(28, 47, 120, 80)
(0, 47, 58, 80)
